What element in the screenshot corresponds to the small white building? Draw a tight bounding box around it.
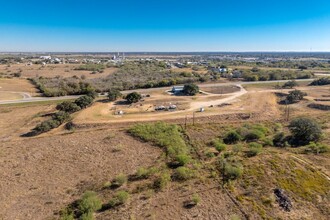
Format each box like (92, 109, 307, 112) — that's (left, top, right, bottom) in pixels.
(172, 86, 184, 94)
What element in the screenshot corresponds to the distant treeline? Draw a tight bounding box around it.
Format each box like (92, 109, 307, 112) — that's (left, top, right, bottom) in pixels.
(30, 77, 95, 97)
(239, 69, 313, 81)
(31, 61, 210, 96)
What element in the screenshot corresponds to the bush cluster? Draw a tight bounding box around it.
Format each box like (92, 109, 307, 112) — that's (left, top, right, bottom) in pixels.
(31, 77, 95, 97)
(309, 77, 330, 86)
(129, 122, 189, 165)
(241, 69, 312, 82)
(173, 167, 195, 181)
(33, 111, 71, 134)
(31, 94, 95, 135)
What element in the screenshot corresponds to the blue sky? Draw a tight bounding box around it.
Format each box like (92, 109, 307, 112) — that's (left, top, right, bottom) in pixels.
(0, 0, 330, 52)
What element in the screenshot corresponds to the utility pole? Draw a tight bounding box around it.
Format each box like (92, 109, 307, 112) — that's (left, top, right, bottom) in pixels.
(192, 112, 195, 126)
(184, 115, 187, 130)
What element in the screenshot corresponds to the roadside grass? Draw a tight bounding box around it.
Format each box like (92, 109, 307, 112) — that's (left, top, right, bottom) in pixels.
(0, 99, 76, 107)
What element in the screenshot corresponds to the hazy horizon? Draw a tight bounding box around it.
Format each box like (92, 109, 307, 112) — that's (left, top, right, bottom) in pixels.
(1, 0, 330, 52)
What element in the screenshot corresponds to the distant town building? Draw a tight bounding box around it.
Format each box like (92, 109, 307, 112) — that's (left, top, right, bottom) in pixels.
(40, 56, 51, 60)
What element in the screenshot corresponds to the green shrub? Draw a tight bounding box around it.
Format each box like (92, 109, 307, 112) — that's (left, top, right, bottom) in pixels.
(129, 122, 188, 159)
(173, 167, 195, 181)
(218, 159, 243, 181)
(251, 124, 269, 135)
(174, 154, 191, 166)
(112, 174, 127, 187)
(56, 101, 81, 113)
(135, 167, 157, 179)
(107, 89, 122, 101)
(192, 194, 201, 205)
(261, 137, 274, 147)
(65, 121, 75, 130)
(205, 150, 216, 158)
(244, 129, 264, 142)
(282, 80, 298, 89)
(52, 111, 71, 123)
(153, 172, 171, 190)
(108, 191, 130, 207)
(75, 64, 105, 72)
(309, 77, 330, 86)
(224, 164, 243, 180)
(80, 211, 93, 220)
(78, 191, 102, 214)
(286, 90, 307, 104)
(33, 119, 61, 133)
(135, 167, 149, 179)
(223, 131, 241, 144)
(304, 142, 329, 154)
(233, 144, 243, 154)
(273, 132, 287, 147)
(246, 142, 262, 157)
(59, 208, 74, 220)
(211, 139, 226, 152)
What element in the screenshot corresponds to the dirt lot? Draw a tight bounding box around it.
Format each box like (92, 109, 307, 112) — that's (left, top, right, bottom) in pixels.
(0, 129, 162, 220)
(0, 63, 117, 79)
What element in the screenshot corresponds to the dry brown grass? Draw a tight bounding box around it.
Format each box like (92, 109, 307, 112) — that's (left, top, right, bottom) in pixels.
(0, 129, 161, 220)
(0, 78, 36, 93)
(0, 92, 23, 100)
(0, 63, 118, 79)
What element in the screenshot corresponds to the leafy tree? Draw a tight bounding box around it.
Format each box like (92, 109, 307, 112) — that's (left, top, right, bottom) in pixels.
(289, 117, 323, 145)
(286, 90, 307, 104)
(125, 92, 142, 104)
(56, 101, 81, 113)
(183, 83, 199, 96)
(75, 95, 94, 108)
(52, 111, 71, 123)
(107, 89, 122, 101)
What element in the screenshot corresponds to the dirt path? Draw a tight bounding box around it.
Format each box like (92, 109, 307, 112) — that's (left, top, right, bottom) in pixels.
(189, 85, 247, 110)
